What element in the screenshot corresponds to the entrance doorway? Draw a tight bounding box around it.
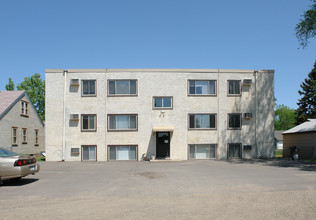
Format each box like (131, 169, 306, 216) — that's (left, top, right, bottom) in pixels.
(156, 132, 170, 158)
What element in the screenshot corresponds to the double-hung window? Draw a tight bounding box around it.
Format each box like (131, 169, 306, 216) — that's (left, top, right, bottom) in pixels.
(153, 97, 173, 109)
(108, 114, 137, 131)
(35, 129, 39, 146)
(228, 113, 242, 129)
(12, 127, 18, 145)
(189, 114, 216, 129)
(82, 80, 96, 96)
(228, 80, 241, 95)
(189, 80, 216, 95)
(22, 128, 27, 144)
(108, 80, 137, 96)
(81, 114, 97, 131)
(21, 101, 29, 116)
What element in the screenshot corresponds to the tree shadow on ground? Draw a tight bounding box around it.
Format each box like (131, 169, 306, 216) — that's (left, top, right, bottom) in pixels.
(1, 178, 39, 187)
(224, 158, 316, 172)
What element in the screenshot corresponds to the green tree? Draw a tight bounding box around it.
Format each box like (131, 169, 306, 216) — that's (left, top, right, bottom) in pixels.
(295, 0, 316, 48)
(5, 77, 15, 91)
(275, 104, 297, 130)
(296, 61, 316, 124)
(17, 73, 45, 121)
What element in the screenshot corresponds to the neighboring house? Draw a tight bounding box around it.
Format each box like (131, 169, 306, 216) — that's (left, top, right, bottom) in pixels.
(0, 91, 45, 155)
(283, 119, 316, 159)
(45, 69, 274, 161)
(274, 130, 284, 150)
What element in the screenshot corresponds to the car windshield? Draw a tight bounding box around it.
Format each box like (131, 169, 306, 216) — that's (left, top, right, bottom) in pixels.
(0, 148, 18, 157)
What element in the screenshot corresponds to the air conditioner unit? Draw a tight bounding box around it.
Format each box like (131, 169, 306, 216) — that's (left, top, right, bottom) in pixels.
(243, 79, 252, 86)
(243, 113, 253, 119)
(70, 114, 79, 121)
(70, 79, 79, 86)
(243, 145, 252, 151)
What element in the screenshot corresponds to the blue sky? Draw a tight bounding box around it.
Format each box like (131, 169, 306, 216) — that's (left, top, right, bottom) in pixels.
(0, 0, 315, 109)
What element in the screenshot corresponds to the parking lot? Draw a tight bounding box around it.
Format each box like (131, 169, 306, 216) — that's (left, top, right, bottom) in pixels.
(1, 159, 316, 219)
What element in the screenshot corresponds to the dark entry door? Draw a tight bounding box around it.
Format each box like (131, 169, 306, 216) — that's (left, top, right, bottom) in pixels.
(156, 132, 170, 158)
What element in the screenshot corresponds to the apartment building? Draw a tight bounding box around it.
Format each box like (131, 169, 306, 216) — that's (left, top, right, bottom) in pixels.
(45, 69, 274, 161)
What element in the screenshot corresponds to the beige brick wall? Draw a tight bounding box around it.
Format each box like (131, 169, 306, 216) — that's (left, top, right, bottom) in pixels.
(45, 69, 274, 161)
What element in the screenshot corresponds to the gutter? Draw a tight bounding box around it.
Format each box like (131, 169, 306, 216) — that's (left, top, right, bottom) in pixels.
(62, 70, 68, 161)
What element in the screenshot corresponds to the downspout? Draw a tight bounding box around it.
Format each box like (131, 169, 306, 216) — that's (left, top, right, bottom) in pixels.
(217, 70, 220, 159)
(254, 70, 259, 157)
(62, 70, 68, 161)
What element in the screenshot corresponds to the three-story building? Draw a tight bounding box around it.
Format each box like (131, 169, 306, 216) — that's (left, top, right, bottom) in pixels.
(45, 69, 274, 161)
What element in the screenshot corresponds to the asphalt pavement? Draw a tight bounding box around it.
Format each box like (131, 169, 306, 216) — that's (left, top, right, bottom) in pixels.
(1, 159, 316, 219)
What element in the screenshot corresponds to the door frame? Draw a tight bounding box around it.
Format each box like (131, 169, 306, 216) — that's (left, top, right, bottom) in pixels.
(156, 132, 170, 158)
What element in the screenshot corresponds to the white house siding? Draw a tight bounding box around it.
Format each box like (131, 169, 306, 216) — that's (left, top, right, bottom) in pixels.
(45, 69, 274, 161)
(0, 94, 45, 155)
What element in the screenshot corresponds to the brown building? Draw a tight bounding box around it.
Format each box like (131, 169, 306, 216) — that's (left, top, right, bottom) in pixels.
(283, 119, 316, 159)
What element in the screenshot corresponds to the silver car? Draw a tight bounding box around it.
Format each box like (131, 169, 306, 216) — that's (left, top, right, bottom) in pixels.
(0, 148, 40, 184)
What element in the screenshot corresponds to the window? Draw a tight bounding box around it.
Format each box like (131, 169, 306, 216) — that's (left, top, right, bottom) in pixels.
(21, 101, 29, 116)
(228, 113, 242, 129)
(35, 129, 39, 146)
(108, 80, 137, 96)
(228, 80, 241, 95)
(81, 114, 97, 131)
(71, 148, 80, 157)
(108, 114, 137, 131)
(189, 114, 216, 129)
(189, 144, 216, 159)
(228, 143, 241, 158)
(189, 80, 216, 95)
(12, 127, 18, 145)
(22, 128, 27, 144)
(108, 145, 137, 161)
(82, 80, 96, 96)
(82, 145, 96, 161)
(153, 97, 173, 109)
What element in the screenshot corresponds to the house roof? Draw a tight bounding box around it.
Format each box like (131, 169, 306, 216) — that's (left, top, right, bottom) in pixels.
(0, 91, 25, 118)
(0, 91, 44, 126)
(283, 119, 316, 135)
(275, 130, 285, 140)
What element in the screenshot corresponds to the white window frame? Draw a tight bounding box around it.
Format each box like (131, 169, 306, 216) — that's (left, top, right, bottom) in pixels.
(12, 127, 18, 146)
(22, 128, 28, 144)
(35, 129, 39, 146)
(21, 100, 29, 117)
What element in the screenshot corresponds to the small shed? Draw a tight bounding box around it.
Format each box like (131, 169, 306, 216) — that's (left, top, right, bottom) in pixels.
(282, 119, 316, 159)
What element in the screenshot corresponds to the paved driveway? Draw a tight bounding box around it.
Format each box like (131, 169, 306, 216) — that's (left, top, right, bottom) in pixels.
(1, 159, 316, 219)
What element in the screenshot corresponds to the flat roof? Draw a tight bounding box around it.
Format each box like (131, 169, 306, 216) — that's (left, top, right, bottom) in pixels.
(46, 69, 274, 73)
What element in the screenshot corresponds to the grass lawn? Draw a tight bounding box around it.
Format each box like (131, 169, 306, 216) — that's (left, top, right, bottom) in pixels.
(274, 149, 283, 158)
